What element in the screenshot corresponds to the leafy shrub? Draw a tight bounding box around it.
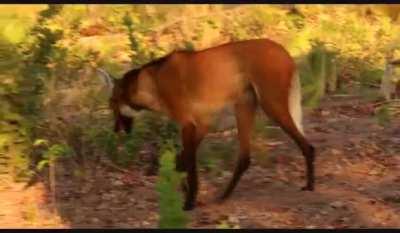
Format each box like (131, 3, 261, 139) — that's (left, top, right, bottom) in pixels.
(376, 103, 391, 126)
(156, 140, 188, 228)
(35, 142, 73, 171)
(298, 41, 337, 108)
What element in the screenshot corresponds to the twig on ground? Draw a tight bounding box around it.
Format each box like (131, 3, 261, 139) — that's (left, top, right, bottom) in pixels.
(99, 159, 136, 176)
(330, 94, 361, 98)
(350, 80, 380, 88)
(372, 99, 400, 108)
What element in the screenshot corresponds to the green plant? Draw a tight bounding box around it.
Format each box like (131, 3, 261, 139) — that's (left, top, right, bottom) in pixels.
(198, 138, 236, 177)
(123, 12, 149, 67)
(298, 41, 337, 108)
(16, 5, 64, 118)
(253, 114, 273, 138)
(375, 104, 391, 126)
(0, 30, 33, 182)
(35, 142, 73, 171)
(156, 139, 188, 228)
(35, 140, 73, 212)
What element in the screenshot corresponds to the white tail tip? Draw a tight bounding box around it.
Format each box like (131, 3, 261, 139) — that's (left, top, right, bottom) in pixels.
(288, 71, 304, 135)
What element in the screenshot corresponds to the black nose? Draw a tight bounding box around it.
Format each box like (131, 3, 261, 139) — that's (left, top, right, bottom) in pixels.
(114, 121, 132, 134)
(124, 126, 132, 134)
(115, 115, 133, 135)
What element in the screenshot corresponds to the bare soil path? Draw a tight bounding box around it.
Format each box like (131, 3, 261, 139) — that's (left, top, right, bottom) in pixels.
(1, 95, 399, 228)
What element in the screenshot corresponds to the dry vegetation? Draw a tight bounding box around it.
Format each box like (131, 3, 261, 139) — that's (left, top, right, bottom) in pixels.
(0, 4, 400, 229)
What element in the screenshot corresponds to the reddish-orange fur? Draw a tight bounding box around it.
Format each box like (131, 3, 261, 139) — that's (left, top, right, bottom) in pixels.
(106, 38, 315, 210)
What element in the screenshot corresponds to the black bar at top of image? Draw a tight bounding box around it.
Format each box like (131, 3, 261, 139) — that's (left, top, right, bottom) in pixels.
(3, 0, 400, 4)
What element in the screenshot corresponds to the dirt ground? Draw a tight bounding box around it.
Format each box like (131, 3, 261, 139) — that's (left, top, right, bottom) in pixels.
(1, 95, 399, 229)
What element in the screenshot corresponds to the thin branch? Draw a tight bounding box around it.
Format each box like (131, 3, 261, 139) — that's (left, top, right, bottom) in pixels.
(98, 159, 136, 176)
(350, 80, 380, 88)
(372, 99, 400, 107)
(329, 94, 361, 98)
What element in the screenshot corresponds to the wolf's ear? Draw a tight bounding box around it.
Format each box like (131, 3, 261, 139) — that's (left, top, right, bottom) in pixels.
(96, 68, 115, 93)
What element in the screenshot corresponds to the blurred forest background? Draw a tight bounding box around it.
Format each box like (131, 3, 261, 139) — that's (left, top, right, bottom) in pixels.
(0, 4, 400, 229)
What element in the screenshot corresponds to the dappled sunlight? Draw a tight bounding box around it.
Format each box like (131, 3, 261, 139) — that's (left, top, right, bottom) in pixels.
(0, 4, 399, 229)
